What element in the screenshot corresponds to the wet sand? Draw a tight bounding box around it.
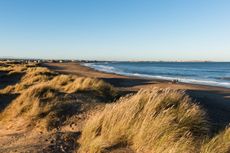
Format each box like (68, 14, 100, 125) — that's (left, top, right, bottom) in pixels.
(43, 62, 230, 133)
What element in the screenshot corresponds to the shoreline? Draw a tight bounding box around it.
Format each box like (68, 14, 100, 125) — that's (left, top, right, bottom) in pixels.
(43, 62, 230, 92)
(82, 62, 230, 89)
(43, 62, 230, 132)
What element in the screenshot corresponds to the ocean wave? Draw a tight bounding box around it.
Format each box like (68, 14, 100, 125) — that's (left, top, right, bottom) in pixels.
(82, 63, 124, 74)
(217, 77, 230, 81)
(82, 63, 230, 88)
(125, 73, 230, 88)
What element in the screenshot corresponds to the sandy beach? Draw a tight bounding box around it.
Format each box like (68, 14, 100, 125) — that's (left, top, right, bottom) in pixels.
(1, 61, 230, 153)
(43, 62, 230, 132)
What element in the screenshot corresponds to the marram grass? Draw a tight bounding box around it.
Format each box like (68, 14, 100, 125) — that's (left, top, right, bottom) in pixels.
(79, 88, 209, 153)
(0, 63, 117, 130)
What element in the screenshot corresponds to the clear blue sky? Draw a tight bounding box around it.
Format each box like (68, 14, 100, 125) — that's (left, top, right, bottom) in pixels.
(0, 0, 229, 61)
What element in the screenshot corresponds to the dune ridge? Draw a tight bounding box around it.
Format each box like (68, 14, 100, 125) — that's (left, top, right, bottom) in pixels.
(80, 88, 210, 153)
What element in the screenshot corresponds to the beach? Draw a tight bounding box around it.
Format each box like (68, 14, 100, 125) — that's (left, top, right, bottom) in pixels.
(1, 61, 230, 153)
(44, 62, 230, 132)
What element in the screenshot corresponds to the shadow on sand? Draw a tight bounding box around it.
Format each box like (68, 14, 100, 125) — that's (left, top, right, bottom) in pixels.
(101, 78, 154, 88)
(0, 93, 19, 112)
(186, 90, 230, 134)
(0, 71, 25, 90)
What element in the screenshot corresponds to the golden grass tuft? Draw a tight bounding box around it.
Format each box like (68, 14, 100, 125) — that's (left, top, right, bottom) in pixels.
(0, 63, 117, 130)
(79, 88, 209, 153)
(49, 74, 75, 87)
(201, 127, 230, 153)
(20, 67, 56, 85)
(0, 83, 59, 121)
(1, 67, 57, 93)
(47, 75, 117, 99)
(0, 62, 31, 72)
(63, 77, 116, 99)
(0, 77, 116, 130)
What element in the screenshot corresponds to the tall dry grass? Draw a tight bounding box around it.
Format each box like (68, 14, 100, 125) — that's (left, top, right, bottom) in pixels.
(0, 84, 59, 122)
(201, 127, 230, 153)
(63, 77, 116, 99)
(1, 66, 56, 93)
(1, 64, 116, 99)
(0, 62, 35, 72)
(79, 88, 209, 153)
(0, 63, 117, 130)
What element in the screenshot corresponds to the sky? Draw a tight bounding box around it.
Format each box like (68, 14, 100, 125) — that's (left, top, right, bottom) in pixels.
(0, 0, 230, 61)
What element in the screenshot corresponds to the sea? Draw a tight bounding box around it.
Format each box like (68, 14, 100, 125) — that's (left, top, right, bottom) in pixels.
(83, 62, 230, 88)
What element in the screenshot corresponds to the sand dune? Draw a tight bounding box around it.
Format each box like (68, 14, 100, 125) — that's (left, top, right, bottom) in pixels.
(0, 62, 116, 153)
(0, 61, 230, 153)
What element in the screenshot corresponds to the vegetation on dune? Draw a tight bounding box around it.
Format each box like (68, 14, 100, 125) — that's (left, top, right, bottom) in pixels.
(47, 75, 116, 100)
(79, 88, 209, 153)
(201, 127, 230, 153)
(0, 62, 117, 130)
(0, 66, 57, 93)
(0, 79, 113, 130)
(1, 62, 230, 153)
(1, 63, 116, 99)
(0, 84, 59, 121)
(0, 62, 36, 72)
(49, 74, 75, 87)
(63, 77, 116, 99)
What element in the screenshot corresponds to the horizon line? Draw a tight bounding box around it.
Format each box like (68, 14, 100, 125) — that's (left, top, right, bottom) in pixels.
(0, 57, 230, 63)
